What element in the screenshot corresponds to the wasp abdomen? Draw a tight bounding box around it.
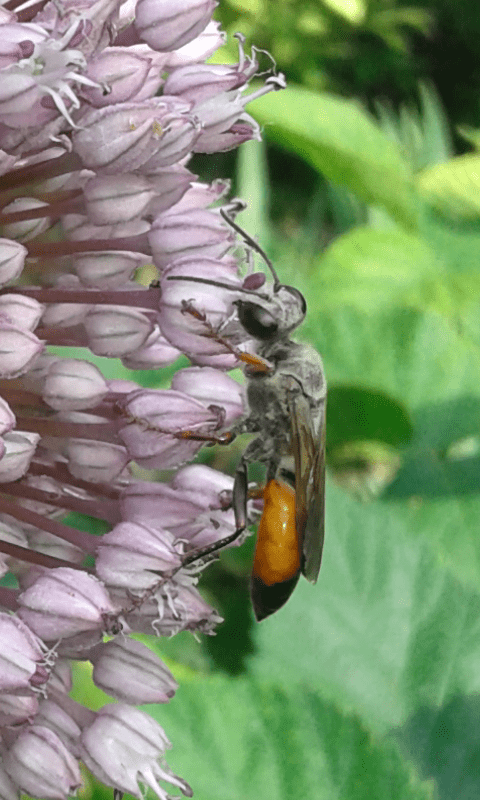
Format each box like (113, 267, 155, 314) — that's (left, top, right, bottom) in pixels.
(252, 479, 300, 586)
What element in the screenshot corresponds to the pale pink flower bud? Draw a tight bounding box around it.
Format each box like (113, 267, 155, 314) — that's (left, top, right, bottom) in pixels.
(66, 439, 128, 483)
(1, 198, 50, 242)
(121, 326, 181, 370)
(141, 111, 200, 168)
(0, 322, 44, 378)
(0, 294, 44, 331)
(0, 396, 15, 435)
(3, 725, 82, 800)
(83, 174, 155, 225)
(121, 479, 207, 531)
(42, 359, 108, 411)
(149, 208, 234, 267)
(90, 637, 178, 704)
(0, 613, 47, 693)
(73, 101, 196, 173)
(165, 20, 225, 67)
(119, 389, 219, 469)
(194, 122, 260, 153)
(158, 257, 243, 367)
(135, 0, 217, 52)
(166, 177, 229, 212)
(0, 694, 39, 727)
(73, 251, 148, 288)
(0, 239, 27, 287)
(164, 63, 250, 104)
(40, 276, 91, 327)
(81, 47, 165, 107)
(17, 568, 119, 640)
(21, 353, 58, 393)
(84, 306, 153, 357)
(95, 521, 181, 590)
(80, 704, 192, 798)
(172, 463, 234, 502)
(144, 163, 194, 215)
(0, 432, 40, 483)
(172, 366, 244, 427)
(0, 765, 19, 800)
(35, 699, 83, 751)
(194, 91, 258, 139)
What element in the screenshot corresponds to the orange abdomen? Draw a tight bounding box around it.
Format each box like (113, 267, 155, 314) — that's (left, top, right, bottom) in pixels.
(252, 479, 300, 586)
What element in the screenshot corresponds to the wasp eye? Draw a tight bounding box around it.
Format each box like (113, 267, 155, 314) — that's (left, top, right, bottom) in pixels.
(236, 301, 278, 340)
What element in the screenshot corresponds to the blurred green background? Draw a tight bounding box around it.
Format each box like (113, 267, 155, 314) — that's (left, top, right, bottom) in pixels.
(79, 0, 480, 798)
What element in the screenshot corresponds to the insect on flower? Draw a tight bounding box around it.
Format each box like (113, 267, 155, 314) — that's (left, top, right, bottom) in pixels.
(169, 211, 327, 620)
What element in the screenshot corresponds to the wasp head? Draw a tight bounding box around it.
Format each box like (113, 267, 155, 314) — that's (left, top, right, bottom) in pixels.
(235, 284, 306, 341)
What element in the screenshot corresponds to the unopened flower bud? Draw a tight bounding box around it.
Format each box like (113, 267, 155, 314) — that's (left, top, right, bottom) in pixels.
(165, 20, 225, 67)
(0, 432, 40, 483)
(83, 174, 155, 225)
(73, 102, 196, 173)
(17, 568, 119, 640)
(0, 613, 47, 693)
(144, 163, 194, 215)
(0, 294, 44, 331)
(82, 48, 165, 107)
(172, 366, 244, 426)
(149, 208, 234, 267)
(119, 388, 219, 469)
(0, 396, 15, 435)
(96, 520, 181, 590)
(35, 699, 82, 751)
(0, 322, 44, 378)
(121, 326, 181, 370)
(0, 764, 19, 800)
(164, 63, 250, 104)
(1, 198, 50, 242)
(84, 306, 153, 357)
(135, 0, 217, 52)
(0, 239, 27, 287)
(90, 637, 178, 704)
(0, 694, 39, 727)
(66, 439, 128, 483)
(159, 257, 244, 367)
(3, 725, 82, 800)
(73, 251, 148, 288)
(42, 359, 108, 411)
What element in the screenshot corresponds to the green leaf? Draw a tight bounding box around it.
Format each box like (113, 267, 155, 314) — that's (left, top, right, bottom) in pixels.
(248, 85, 417, 229)
(311, 225, 438, 311)
(308, 308, 480, 409)
(154, 678, 432, 800)
(417, 154, 480, 220)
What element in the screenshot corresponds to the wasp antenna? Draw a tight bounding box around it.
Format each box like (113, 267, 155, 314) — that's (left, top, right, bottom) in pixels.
(220, 209, 281, 287)
(167, 274, 265, 295)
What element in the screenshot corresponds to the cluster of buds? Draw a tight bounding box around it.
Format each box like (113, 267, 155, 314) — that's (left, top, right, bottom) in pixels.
(0, 0, 285, 798)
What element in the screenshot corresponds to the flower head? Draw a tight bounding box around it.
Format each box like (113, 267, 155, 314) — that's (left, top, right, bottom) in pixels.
(0, 0, 285, 797)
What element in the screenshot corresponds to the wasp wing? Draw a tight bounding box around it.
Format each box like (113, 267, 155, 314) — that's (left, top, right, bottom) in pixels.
(287, 390, 326, 583)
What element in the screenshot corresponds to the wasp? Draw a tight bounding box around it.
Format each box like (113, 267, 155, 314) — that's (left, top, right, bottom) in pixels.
(168, 211, 326, 620)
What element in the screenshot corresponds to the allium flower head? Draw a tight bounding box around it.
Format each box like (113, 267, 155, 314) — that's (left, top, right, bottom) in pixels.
(0, 0, 285, 797)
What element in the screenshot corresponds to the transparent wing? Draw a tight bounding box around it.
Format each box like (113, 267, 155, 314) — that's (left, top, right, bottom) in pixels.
(287, 390, 326, 583)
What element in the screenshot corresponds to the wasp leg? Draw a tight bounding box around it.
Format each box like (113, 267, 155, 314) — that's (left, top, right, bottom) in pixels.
(182, 458, 249, 568)
(181, 300, 273, 374)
